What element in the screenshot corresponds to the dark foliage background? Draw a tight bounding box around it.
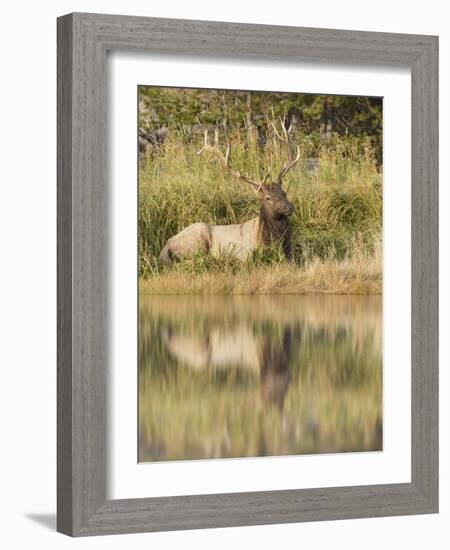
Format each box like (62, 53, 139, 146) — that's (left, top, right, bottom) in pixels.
(139, 87, 382, 164)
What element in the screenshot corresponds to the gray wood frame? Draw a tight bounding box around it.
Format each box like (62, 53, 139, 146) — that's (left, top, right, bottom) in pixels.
(57, 12, 439, 537)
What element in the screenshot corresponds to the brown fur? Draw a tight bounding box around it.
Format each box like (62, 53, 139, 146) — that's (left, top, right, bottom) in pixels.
(260, 328, 292, 411)
(259, 202, 292, 260)
(257, 182, 293, 260)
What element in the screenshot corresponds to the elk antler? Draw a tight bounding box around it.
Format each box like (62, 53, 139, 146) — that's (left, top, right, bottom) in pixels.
(263, 170, 272, 184)
(197, 130, 264, 192)
(271, 119, 301, 183)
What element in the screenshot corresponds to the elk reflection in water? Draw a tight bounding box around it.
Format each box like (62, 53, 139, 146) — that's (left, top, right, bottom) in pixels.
(139, 295, 382, 462)
(162, 322, 293, 412)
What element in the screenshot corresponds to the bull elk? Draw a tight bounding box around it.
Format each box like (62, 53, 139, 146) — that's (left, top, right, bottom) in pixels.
(159, 126, 300, 263)
(162, 322, 293, 412)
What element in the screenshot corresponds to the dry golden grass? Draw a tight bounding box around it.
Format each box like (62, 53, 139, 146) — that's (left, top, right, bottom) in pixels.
(140, 237, 381, 295)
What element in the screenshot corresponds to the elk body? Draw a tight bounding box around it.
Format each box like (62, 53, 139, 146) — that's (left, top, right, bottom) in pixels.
(159, 129, 300, 263)
(162, 322, 293, 411)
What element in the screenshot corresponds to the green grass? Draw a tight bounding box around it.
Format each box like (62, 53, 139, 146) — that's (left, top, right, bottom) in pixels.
(139, 131, 382, 294)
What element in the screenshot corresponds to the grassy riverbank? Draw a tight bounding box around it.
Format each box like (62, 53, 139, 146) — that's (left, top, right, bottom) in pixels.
(139, 237, 381, 295)
(139, 132, 382, 295)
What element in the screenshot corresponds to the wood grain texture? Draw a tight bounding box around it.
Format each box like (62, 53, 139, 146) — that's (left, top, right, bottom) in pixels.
(57, 13, 73, 535)
(57, 12, 439, 537)
(410, 36, 439, 506)
(58, 12, 109, 535)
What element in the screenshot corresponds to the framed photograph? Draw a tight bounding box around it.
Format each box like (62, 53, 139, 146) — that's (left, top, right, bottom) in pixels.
(57, 13, 438, 536)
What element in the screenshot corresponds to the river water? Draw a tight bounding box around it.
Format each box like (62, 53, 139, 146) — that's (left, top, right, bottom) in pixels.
(139, 294, 382, 462)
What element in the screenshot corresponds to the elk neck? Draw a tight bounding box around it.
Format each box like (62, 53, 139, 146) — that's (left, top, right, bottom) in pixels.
(258, 204, 291, 248)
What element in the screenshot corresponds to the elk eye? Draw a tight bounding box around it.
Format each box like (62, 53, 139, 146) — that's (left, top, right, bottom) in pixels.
(265, 196, 271, 201)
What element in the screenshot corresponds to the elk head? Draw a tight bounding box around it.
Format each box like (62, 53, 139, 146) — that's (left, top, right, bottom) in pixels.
(197, 127, 299, 220)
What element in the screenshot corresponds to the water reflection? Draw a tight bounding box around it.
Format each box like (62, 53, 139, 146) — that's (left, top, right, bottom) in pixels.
(139, 295, 382, 462)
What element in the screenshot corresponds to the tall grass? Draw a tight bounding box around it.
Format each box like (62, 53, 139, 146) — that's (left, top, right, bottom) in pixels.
(139, 131, 382, 294)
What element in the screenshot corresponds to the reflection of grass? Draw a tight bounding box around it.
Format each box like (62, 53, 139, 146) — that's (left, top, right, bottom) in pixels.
(140, 294, 382, 354)
(139, 338, 382, 461)
(139, 295, 382, 461)
(139, 134, 382, 294)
